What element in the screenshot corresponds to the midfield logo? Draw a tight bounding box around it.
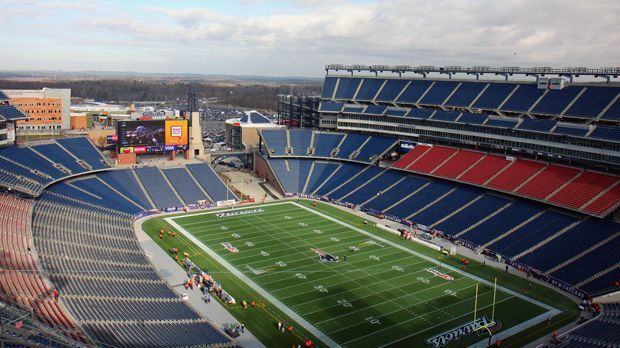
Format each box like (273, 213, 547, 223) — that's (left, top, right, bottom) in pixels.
(425, 315, 501, 348)
(216, 208, 264, 218)
(425, 268, 455, 281)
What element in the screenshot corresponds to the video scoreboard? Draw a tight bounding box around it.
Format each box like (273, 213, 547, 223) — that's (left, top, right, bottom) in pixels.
(117, 119, 189, 154)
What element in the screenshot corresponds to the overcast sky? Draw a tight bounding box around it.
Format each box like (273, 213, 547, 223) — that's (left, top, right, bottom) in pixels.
(0, 0, 618, 77)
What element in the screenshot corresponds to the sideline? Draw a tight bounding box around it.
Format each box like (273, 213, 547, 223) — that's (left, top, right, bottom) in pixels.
(133, 217, 265, 348)
(163, 204, 341, 348)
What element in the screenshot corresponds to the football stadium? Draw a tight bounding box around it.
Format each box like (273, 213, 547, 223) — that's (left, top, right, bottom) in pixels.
(1, 64, 620, 348)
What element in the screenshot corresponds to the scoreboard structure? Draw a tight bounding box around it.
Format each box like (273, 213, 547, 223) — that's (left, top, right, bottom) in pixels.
(117, 119, 189, 155)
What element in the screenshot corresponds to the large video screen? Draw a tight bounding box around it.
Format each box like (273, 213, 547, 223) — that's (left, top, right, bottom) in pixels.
(117, 120, 165, 147)
(117, 119, 189, 154)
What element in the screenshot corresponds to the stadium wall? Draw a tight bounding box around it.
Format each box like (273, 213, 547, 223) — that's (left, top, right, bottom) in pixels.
(254, 153, 284, 196)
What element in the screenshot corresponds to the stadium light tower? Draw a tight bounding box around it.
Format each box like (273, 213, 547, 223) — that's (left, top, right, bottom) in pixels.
(187, 85, 198, 113)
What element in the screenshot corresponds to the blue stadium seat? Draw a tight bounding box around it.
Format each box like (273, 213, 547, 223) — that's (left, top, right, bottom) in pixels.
(376, 79, 409, 102)
(305, 161, 341, 194)
(459, 201, 544, 245)
(485, 118, 518, 128)
(531, 86, 583, 115)
(580, 270, 620, 295)
(589, 125, 620, 142)
(517, 118, 557, 132)
(489, 211, 577, 257)
(364, 104, 386, 115)
(345, 169, 404, 205)
(329, 166, 384, 199)
(395, 80, 433, 104)
(163, 167, 209, 205)
(565, 86, 619, 118)
(343, 106, 365, 113)
(32, 143, 86, 174)
(319, 101, 344, 112)
(472, 83, 516, 110)
(71, 178, 142, 214)
(553, 125, 589, 137)
(315, 162, 366, 196)
(444, 82, 487, 107)
(501, 84, 545, 112)
(134, 167, 183, 208)
(409, 187, 481, 226)
(384, 108, 408, 117)
(313, 132, 344, 157)
(336, 133, 368, 160)
(0, 147, 65, 179)
(334, 78, 362, 100)
(69, 177, 141, 214)
(386, 181, 454, 219)
(431, 110, 460, 122)
(407, 108, 435, 119)
(186, 163, 237, 202)
(600, 98, 620, 120)
(433, 194, 511, 236)
(56, 137, 109, 170)
(356, 78, 385, 100)
(354, 136, 395, 162)
(550, 235, 620, 285)
(518, 218, 618, 271)
(289, 128, 313, 155)
(458, 112, 487, 124)
(419, 80, 459, 105)
(97, 170, 154, 209)
(364, 176, 429, 211)
(0, 105, 27, 120)
(261, 129, 288, 155)
(321, 76, 337, 99)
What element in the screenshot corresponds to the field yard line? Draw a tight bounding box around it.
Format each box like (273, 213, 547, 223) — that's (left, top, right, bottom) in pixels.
(226, 232, 364, 263)
(165, 214, 342, 348)
(333, 288, 499, 339)
(268, 256, 428, 292)
(253, 250, 417, 286)
(373, 296, 515, 348)
(186, 213, 329, 231)
(257, 210, 465, 322)
(292, 202, 559, 314)
(279, 259, 433, 302)
(194, 222, 347, 245)
(308, 276, 472, 321)
(229, 232, 411, 266)
(246, 208, 452, 324)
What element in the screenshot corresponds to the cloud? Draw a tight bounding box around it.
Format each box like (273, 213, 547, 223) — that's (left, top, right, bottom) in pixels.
(1, 0, 619, 75)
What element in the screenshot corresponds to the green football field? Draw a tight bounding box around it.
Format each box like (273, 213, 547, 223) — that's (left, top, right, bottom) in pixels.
(164, 201, 558, 348)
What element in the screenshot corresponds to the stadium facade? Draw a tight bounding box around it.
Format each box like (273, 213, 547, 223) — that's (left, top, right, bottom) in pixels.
(3, 88, 71, 131)
(0, 65, 619, 347)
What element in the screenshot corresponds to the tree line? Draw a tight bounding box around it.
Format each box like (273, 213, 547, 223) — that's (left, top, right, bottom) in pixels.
(0, 79, 322, 111)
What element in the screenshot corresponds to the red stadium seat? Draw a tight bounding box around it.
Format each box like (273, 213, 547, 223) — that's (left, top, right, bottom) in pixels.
(459, 154, 511, 185)
(548, 172, 619, 210)
(392, 145, 431, 169)
(487, 159, 546, 191)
